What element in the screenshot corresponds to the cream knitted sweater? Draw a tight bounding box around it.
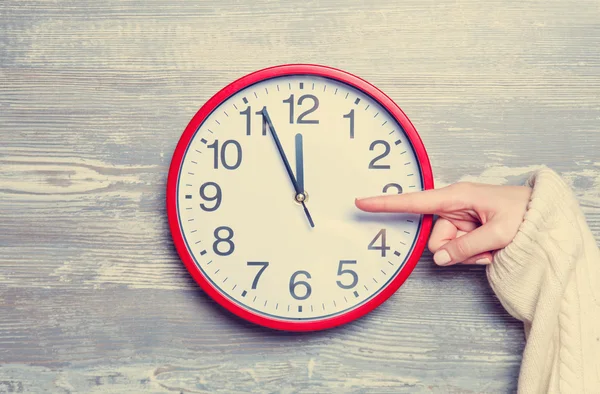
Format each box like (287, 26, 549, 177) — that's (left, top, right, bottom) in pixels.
(486, 168, 600, 393)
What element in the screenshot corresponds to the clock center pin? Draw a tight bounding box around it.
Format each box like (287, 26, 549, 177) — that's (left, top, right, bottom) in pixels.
(295, 191, 308, 203)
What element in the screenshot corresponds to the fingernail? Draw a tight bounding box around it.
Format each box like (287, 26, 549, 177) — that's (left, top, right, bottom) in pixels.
(475, 258, 491, 265)
(433, 250, 452, 266)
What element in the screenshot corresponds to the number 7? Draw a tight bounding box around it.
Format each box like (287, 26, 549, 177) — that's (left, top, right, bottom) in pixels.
(247, 262, 269, 289)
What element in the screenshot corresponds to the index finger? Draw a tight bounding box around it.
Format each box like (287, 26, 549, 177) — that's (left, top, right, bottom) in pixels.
(355, 187, 453, 214)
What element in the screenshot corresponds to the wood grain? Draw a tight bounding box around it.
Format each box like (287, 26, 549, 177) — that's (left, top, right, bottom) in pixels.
(1, 0, 599, 392)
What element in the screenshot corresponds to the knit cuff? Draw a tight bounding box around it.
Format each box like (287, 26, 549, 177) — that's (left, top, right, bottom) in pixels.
(486, 167, 583, 323)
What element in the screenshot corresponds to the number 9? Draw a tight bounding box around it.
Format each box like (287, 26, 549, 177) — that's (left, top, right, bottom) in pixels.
(199, 182, 222, 211)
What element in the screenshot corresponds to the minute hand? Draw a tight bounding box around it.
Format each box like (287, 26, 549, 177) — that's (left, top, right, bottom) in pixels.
(261, 108, 301, 194)
(261, 108, 315, 228)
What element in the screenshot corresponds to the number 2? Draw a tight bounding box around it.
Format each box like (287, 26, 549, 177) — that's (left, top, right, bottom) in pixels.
(369, 140, 391, 169)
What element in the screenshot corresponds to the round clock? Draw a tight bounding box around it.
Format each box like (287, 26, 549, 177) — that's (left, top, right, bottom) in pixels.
(167, 64, 433, 331)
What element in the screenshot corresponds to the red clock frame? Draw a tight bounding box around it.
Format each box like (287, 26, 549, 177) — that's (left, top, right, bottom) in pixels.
(167, 64, 434, 331)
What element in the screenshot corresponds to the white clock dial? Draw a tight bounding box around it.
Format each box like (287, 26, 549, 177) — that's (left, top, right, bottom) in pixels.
(176, 75, 424, 321)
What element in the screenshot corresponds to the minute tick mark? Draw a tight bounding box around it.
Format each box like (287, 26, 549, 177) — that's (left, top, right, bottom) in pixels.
(253, 92, 258, 98)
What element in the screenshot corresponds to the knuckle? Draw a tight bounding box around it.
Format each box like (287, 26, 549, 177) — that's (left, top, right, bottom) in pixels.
(452, 182, 475, 191)
(427, 238, 439, 253)
(453, 238, 472, 259)
(488, 223, 512, 246)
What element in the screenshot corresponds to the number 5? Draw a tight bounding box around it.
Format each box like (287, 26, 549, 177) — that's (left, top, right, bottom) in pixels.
(336, 260, 358, 289)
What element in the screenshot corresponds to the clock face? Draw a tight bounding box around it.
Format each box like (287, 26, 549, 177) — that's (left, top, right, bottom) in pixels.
(167, 65, 433, 331)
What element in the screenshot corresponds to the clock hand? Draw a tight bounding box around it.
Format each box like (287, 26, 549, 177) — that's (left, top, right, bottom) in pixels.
(295, 133, 305, 193)
(261, 108, 315, 228)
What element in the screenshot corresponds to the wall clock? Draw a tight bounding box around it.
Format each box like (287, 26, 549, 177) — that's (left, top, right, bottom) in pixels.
(167, 64, 433, 331)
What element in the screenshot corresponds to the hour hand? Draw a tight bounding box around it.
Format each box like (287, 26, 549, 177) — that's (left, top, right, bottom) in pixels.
(295, 133, 305, 193)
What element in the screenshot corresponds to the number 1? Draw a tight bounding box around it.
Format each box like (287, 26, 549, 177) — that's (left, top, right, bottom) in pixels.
(343, 109, 355, 139)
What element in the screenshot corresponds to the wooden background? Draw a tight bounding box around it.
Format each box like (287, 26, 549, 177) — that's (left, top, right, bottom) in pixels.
(1, 1, 599, 392)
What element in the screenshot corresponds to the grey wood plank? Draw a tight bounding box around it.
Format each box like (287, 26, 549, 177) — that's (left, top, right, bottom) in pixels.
(1, 0, 599, 392)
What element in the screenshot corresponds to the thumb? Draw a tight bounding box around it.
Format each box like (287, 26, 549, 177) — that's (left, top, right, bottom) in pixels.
(433, 222, 508, 265)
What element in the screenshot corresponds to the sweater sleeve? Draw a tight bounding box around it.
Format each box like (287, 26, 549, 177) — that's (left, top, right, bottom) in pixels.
(486, 167, 600, 393)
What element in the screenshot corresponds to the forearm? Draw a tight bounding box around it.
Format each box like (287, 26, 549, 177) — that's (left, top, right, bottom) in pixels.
(486, 168, 600, 393)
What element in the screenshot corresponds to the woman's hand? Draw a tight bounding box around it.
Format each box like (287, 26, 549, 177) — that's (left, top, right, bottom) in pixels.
(355, 183, 532, 266)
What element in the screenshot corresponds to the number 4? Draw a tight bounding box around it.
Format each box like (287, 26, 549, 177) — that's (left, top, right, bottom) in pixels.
(368, 229, 390, 257)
